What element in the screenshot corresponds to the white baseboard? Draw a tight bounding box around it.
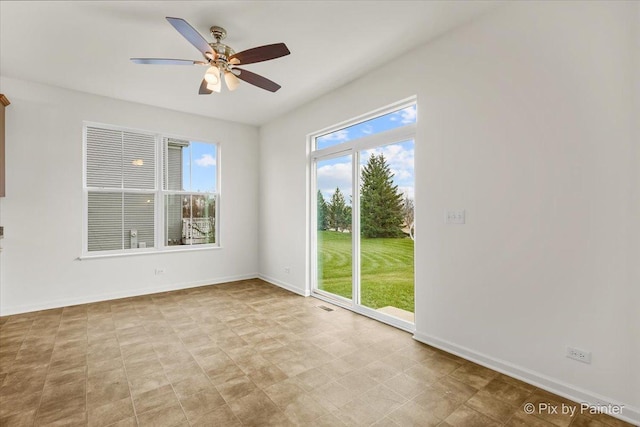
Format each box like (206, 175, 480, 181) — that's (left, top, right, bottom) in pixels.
(258, 274, 310, 297)
(0, 273, 258, 316)
(413, 332, 640, 425)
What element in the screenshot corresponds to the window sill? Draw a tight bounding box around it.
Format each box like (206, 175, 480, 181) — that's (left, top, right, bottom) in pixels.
(78, 245, 221, 260)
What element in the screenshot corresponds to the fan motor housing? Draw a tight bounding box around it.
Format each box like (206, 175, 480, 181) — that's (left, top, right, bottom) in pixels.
(210, 42, 235, 60)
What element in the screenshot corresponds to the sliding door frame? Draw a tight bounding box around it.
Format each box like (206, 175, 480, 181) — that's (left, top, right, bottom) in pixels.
(309, 99, 417, 332)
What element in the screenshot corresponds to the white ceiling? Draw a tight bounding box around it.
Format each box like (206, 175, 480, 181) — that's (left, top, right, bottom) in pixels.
(0, 1, 500, 126)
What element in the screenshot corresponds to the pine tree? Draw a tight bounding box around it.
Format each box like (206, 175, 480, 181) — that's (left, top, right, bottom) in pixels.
(360, 154, 404, 238)
(317, 190, 328, 230)
(327, 187, 349, 231)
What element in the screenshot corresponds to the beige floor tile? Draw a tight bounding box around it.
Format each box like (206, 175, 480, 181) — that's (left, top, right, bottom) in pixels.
(179, 389, 226, 421)
(443, 405, 502, 426)
(87, 396, 134, 427)
(336, 370, 380, 395)
(136, 402, 187, 427)
(35, 396, 87, 425)
(484, 377, 534, 407)
(583, 411, 637, 427)
(429, 375, 478, 404)
(386, 401, 442, 427)
(360, 359, 403, 383)
(0, 279, 633, 427)
(281, 392, 330, 424)
(105, 416, 137, 427)
(216, 374, 259, 403)
(0, 392, 40, 418)
(127, 370, 170, 397)
(313, 412, 348, 426)
(1, 409, 37, 427)
(466, 389, 518, 423)
(37, 411, 88, 427)
(371, 417, 402, 427)
(228, 389, 283, 426)
(335, 397, 389, 427)
(571, 414, 610, 427)
(412, 388, 461, 420)
(383, 372, 426, 400)
(450, 362, 500, 389)
(87, 380, 130, 409)
(361, 384, 408, 414)
(263, 379, 306, 409)
(189, 404, 242, 427)
(291, 367, 332, 392)
(247, 364, 289, 389)
(506, 411, 558, 426)
(171, 373, 216, 398)
(132, 384, 177, 415)
(404, 363, 444, 385)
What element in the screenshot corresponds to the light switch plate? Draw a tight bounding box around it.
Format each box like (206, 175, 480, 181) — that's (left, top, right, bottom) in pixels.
(445, 210, 465, 224)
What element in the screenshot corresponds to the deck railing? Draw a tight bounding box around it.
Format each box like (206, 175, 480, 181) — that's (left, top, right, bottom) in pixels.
(182, 217, 215, 244)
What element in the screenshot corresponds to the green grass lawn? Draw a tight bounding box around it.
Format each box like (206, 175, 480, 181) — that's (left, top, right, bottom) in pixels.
(317, 231, 414, 312)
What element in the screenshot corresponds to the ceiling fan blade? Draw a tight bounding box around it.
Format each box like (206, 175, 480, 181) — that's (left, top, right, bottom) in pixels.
(229, 43, 290, 65)
(131, 58, 206, 65)
(198, 79, 213, 95)
(234, 68, 281, 92)
(166, 17, 214, 58)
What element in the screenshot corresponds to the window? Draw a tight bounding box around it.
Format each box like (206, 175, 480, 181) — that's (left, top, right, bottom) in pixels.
(310, 99, 417, 329)
(84, 124, 218, 255)
(163, 139, 217, 246)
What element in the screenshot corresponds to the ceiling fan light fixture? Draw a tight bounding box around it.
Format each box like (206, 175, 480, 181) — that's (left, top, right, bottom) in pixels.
(204, 66, 220, 84)
(224, 71, 240, 91)
(206, 79, 222, 93)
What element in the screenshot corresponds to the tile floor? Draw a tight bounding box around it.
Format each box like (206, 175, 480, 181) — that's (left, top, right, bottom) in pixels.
(0, 279, 633, 427)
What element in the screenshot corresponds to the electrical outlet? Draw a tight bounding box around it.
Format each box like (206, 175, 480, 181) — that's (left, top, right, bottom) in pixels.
(155, 269, 165, 275)
(284, 267, 291, 274)
(567, 346, 591, 364)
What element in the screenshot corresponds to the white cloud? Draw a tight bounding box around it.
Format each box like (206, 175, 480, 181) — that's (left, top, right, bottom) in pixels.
(318, 129, 350, 143)
(362, 144, 414, 176)
(388, 106, 417, 124)
(400, 106, 417, 124)
(361, 143, 415, 198)
(194, 154, 216, 167)
(361, 125, 374, 135)
(317, 162, 353, 201)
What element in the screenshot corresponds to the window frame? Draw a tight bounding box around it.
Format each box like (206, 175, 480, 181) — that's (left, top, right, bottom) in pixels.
(82, 122, 220, 258)
(308, 97, 417, 332)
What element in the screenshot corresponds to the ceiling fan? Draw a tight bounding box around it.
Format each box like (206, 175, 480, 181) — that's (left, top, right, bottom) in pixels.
(131, 17, 290, 94)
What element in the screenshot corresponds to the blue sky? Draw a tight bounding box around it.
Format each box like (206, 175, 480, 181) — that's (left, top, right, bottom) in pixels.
(316, 105, 416, 204)
(182, 141, 217, 192)
(177, 105, 416, 197)
(316, 105, 417, 150)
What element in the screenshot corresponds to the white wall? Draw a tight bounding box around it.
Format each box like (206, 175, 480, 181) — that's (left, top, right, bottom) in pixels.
(259, 1, 639, 423)
(0, 76, 259, 315)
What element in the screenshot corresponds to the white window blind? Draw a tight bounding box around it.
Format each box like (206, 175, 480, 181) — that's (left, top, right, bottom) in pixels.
(84, 125, 218, 255)
(86, 127, 122, 188)
(87, 192, 122, 252)
(85, 126, 156, 252)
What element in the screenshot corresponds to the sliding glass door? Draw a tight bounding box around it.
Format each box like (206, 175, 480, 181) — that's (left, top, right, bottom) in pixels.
(315, 154, 353, 302)
(311, 101, 416, 330)
(358, 141, 415, 323)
